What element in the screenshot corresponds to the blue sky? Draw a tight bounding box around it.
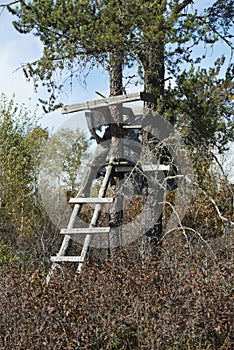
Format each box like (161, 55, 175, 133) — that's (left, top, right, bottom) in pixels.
(0, 5, 110, 133)
(0, 1, 232, 129)
(0, 2, 232, 120)
(0, 1, 233, 180)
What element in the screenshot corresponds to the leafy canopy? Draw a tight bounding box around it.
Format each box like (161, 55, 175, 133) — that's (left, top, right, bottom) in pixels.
(2, 1, 233, 164)
(5, 1, 233, 109)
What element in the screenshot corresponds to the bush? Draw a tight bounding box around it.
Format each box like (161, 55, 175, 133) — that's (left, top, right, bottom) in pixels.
(0, 233, 233, 349)
(0, 241, 18, 264)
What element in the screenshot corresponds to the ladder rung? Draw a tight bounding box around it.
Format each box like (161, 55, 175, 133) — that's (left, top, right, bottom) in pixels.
(60, 227, 111, 235)
(51, 256, 82, 262)
(69, 197, 113, 204)
(122, 125, 142, 129)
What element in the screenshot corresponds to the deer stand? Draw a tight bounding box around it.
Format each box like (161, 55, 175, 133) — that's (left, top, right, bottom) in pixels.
(46, 92, 172, 282)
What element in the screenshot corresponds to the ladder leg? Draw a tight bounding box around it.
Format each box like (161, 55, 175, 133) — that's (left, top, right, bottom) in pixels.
(77, 163, 113, 273)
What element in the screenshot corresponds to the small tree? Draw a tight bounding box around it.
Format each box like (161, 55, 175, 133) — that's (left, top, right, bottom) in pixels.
(0, 95, 48, 249)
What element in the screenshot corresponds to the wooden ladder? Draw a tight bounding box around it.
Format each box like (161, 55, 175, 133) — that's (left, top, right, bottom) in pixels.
(47, 161, 114, 281)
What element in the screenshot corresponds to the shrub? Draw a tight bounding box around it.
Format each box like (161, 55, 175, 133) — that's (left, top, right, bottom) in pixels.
(0, 233, 233, 350)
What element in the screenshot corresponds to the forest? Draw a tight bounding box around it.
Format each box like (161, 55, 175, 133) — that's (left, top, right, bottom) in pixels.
(0, 1, 233, 349)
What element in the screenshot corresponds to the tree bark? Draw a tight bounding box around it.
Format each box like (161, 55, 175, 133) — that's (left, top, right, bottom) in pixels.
(108, 53, 124, 251)
(143, 43, 165, 112)
(141, 17, 166, 255)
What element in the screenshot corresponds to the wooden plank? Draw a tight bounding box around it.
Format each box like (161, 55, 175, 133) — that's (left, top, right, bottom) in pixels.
(112, 162, 170, 173)
(69, 197, 113, 204)
(61, 92, 155, 114)
(142, 164, 170, 171)
(114, 166, 135, 172)
(51, 256, 82, 262)
(109, 161, 135, 166)
(140, 92, 156, 103)
(122, 125, 142, 129)
(60, 227, 111, 235)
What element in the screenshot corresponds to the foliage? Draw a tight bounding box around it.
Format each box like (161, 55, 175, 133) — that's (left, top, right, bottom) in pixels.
(37, 126, 91, 234)
(183, 182, 234, 239)
(163, 58, 234, 178)
(39, 127, 90, 195)
(4, 1, 233, 188)
(0, 236, 233, 349)
(0, 6, 233, 348)
(0, 95, 90, 265)
(5, 1, 234, 109)
(0, 241, 18, 264)
(0, 94, 47, 239)
(0, 90, 233, 350)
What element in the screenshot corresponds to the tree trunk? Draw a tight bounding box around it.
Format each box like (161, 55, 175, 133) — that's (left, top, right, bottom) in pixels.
(108, 53, 124, 252)
(141, 0, 166, 112)
(141, 34, 166, 256)
(143, 43, 165, 112)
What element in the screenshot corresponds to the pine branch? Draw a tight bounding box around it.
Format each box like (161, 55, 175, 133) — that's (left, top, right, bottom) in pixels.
(0, 1, 20, 7)
(174, 0, 194, 14)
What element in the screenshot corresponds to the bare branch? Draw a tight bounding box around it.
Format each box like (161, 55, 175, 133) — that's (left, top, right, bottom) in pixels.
(0, 1, 20, 7)
(208, 22, 234, 49)
(192, 181, 234, 226)
(162, 225, 217, 259)
(174, 0, 194, 14)
(211, 151, 225, 176)
(163, 200, 192, 253)
(161, 199, 217, 258)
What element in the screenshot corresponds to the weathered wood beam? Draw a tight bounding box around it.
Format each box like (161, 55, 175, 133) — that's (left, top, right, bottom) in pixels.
(122, 125, 142, 129)
(61, 92, 155, 114)
(51, 256, 82, 262)
(114, 164, 170, 172)
(69, 197, 113, 204)
(60, 227, 111, 235)
(101, 161, 170, 172)
(142, 164, 170, 172)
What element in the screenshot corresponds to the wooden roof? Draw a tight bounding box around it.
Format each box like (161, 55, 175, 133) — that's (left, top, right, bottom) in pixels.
(61, 92, 155, 115)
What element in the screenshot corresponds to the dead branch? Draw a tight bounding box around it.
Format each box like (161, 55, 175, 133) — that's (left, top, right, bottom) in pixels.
(193, 181, 234, 226)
